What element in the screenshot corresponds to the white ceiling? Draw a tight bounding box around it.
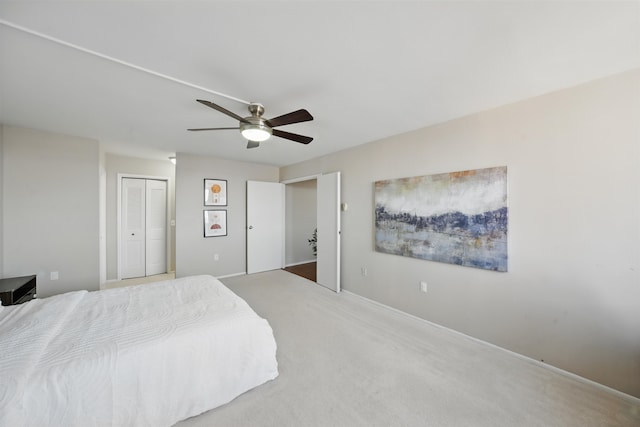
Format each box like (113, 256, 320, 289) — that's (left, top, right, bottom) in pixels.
(1, 1, 639, 167)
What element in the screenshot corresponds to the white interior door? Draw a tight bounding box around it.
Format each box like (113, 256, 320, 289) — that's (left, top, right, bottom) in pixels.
(316, 172, 341, 292)
(247, 181, 285, 274)
(145, 179, 167, 276)
(121, 178, 146, 279)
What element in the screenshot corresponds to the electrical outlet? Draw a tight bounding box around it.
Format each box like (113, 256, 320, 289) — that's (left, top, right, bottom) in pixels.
(361, 267, 368, 277)
(420, 281, 428, 293)
(51, 271, 59, 281)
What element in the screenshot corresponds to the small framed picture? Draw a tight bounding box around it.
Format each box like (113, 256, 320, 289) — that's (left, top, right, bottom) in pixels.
(204, 210, 227, 237)
(204, 179, 227, 206)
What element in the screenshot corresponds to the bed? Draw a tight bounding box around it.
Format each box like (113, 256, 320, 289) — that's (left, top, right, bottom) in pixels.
(0, 275, 279, 427)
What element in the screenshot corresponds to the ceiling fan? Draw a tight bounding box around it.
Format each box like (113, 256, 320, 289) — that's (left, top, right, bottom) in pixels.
(188, 99, 314, 149)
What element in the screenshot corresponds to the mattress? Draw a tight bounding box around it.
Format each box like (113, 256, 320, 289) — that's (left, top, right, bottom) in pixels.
(0, 275, 278, 426)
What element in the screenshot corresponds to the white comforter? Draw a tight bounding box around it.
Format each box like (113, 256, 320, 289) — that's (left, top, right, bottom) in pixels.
(0, 275, 278, 427)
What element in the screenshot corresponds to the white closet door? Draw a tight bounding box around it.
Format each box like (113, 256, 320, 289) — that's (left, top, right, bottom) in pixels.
(121, 178, 146, 279)
(145, 179, 167, 276)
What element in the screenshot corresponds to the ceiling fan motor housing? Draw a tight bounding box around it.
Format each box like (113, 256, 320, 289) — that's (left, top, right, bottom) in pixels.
(240, 103, 272, 141)
(248, 103, 265, 117)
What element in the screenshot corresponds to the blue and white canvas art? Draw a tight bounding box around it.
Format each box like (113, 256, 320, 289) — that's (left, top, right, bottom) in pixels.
(375, 166, 508, 271)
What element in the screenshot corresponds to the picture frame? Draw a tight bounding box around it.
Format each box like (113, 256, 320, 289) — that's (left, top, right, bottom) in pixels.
(374, 166, 508, 272)
(204, 179, 227, 206)
(204, 210, 227, 237)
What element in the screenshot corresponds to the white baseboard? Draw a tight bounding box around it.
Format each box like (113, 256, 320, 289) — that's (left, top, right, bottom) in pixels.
(217, 271, 248, 279)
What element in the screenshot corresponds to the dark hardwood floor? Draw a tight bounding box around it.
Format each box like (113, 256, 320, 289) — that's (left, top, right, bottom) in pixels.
(283, 262, 317, 282)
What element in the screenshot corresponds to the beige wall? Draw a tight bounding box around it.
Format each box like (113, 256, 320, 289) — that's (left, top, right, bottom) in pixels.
(281, 69, 640, 398)
(1, 126, 100, 297)
(175, 153, 279, 278)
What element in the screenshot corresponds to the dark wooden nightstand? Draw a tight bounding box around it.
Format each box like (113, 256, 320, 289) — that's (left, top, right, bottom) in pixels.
(0, 275, 37, 306)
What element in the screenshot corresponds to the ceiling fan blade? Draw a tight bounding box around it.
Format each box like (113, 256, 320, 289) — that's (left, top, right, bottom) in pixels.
(266, 109, 313, 128)
(196, 99, 249, 123)
(272, 129, 313, 144)
(246, 140, 260, 149)
(187, 127, 239, 131)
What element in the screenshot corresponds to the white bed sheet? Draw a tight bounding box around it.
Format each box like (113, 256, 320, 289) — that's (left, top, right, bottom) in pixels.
(0, 275, 278, 427)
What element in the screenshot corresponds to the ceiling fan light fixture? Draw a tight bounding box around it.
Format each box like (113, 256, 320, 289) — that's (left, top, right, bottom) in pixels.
(240, 121, 272, 142)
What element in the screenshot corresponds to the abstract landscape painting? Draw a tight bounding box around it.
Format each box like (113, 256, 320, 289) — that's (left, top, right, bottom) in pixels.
(375, 166, 508, 271)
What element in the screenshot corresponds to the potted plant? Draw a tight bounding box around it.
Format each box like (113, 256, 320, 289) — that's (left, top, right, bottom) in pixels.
(308, 228, 317, 256)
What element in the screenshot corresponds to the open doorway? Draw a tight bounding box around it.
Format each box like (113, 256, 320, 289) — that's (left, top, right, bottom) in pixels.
(282, 172, 341, 292)
(284, 179, 317, 281)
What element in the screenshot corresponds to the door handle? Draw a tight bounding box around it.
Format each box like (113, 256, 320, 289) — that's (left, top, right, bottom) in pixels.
(248, 226, 254, 230)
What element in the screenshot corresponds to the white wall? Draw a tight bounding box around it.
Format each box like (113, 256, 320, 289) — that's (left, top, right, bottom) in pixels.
(175, 153, 279, 278)
(285, 179, 317, 265)
(1, 126, 100, 297)
(104, 153, 176, 281)
(281, 69, 640, 398)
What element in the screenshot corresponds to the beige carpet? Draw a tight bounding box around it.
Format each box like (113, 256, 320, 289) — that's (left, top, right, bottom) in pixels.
(175, 270, 639, 427)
